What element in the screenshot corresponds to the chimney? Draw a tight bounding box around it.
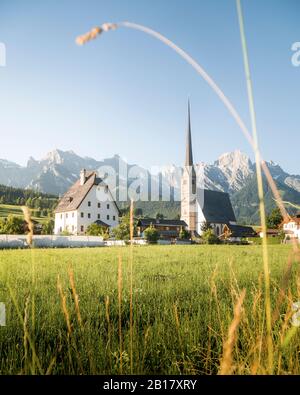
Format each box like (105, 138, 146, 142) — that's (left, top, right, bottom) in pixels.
(80, 169, 86, 185)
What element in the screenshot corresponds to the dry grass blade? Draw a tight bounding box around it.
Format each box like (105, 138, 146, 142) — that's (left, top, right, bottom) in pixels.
(236, 0, 273, 373)
(105, 295, 112, 370)
(7, 284, 43, 374)
(23, 295, 30, 374)
(118, 255, 123, 374)
(75, 19, 297, 257)
(130, 199, 134, 243)
(57, 275, 72, 335)
(76, 26, 102, 45)
(129, 199, 134, 373)
(219, 288, 246, 375)
(68, 267, 82, 327)
(21, 206, 33, 247)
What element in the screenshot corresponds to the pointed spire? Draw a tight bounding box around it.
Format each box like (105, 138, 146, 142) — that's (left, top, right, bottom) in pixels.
(185, 99, 193, 166)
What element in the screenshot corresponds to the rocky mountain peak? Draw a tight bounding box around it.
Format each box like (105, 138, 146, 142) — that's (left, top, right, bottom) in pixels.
(213, 150, 254, 192)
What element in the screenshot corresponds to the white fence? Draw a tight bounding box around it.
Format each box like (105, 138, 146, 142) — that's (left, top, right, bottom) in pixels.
(104, 239, 147, 246)
(105, 240, 126, 246)
(0, 235, 193, 249)
(0, 235, 105, 249)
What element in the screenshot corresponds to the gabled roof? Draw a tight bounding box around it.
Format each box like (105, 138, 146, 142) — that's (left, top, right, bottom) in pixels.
(94, 219, 110, 228)
(54, 171, 120, 214)
(225, 224, 257, 238)
(137, 218, 188, 228)
(197, 189, 236, 224)
(282, 213, 300, 225)
(288, 214, 300, 225)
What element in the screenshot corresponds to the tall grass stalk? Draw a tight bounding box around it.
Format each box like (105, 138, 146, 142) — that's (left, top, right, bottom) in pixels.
(76, 23, 287, 213)
(118, 254, 123, 374)
(219, 288, 246, 375)
(68, 267, 82, 327)
(105, 295, 112, 371)
(236, 0, 273, 373)
(7, 284, 43, 374)
(129, 199, 134, 374)
(21, 206, 36, 373)
(76, 20, 299, 263)
(23, 295, 30, 374)
(57, 274, 84, 374)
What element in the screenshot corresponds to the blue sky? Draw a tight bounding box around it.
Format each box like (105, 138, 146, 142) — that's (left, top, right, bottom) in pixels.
(0, 0, 299, 173)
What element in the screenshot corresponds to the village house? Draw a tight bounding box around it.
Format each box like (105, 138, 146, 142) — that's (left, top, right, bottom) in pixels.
(282, 214, 300, 241)
(258, 228, 281, 238)
(54, 169, 120, 235)
(137, 218, 188, 240)
(181, 101, 255, 241)
(222, 223, 257, 242)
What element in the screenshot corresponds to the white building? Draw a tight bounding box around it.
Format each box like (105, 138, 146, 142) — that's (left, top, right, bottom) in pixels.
(181, 101, 255, 240)
(54, 169, 119, 235)
(283, 214, 300, 241)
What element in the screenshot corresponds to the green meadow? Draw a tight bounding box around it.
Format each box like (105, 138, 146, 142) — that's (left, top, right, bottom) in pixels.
(0, 244, 299, 375)
(0, 204, 48, 224)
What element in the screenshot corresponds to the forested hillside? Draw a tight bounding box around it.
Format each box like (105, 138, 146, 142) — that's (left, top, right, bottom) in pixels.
(0, 184, 58, 210)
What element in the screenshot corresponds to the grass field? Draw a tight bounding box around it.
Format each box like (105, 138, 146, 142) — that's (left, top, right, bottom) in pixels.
(0, 244, 299, 375)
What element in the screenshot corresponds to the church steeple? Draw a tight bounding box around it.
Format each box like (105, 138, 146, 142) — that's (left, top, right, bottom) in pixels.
(185, 100, 193, 167)
(181, 100, 197, 234)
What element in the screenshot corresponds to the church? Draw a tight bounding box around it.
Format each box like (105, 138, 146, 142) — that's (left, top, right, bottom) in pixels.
(180, 102, 255, 240)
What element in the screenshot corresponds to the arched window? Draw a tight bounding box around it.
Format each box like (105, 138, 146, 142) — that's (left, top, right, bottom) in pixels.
(216, 225, 220, 236)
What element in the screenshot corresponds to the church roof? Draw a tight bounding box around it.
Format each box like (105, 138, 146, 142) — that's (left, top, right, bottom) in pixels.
(198, 189, 237, 224)
(225, 224, 257, 238)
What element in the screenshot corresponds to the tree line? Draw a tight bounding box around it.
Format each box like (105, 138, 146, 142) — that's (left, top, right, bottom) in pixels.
(0, 184, 58, 210)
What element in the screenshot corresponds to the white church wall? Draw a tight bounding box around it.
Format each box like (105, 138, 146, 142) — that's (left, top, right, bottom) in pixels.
(196, 202, 206, 235)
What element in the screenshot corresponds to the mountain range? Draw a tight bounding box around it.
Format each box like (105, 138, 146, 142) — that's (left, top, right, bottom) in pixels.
(0, 149, 299, 224)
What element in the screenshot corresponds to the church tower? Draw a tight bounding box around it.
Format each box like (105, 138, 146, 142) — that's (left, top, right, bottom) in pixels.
(181, 100, 197, 233)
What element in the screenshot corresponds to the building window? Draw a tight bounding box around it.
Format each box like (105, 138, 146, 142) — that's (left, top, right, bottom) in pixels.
(107, 215, 110, 220)
(72, 225, 74, 231)
(98, 203, 101, 208)
(88, 201, 91, 207)
(88, 213, 91, 219)
(98, 214, 100, 219)
(81, 212, 84, 218)
(72, 212, 74, 218)
(107, 204, 110, 209)
(105, 186, 108, 193)
(59, 226, 62, 232)
(66, 213, 68, 218)
(113, 215, 115, 221)
(60, 214, 62, 219)
(81, 225, 84, 232)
